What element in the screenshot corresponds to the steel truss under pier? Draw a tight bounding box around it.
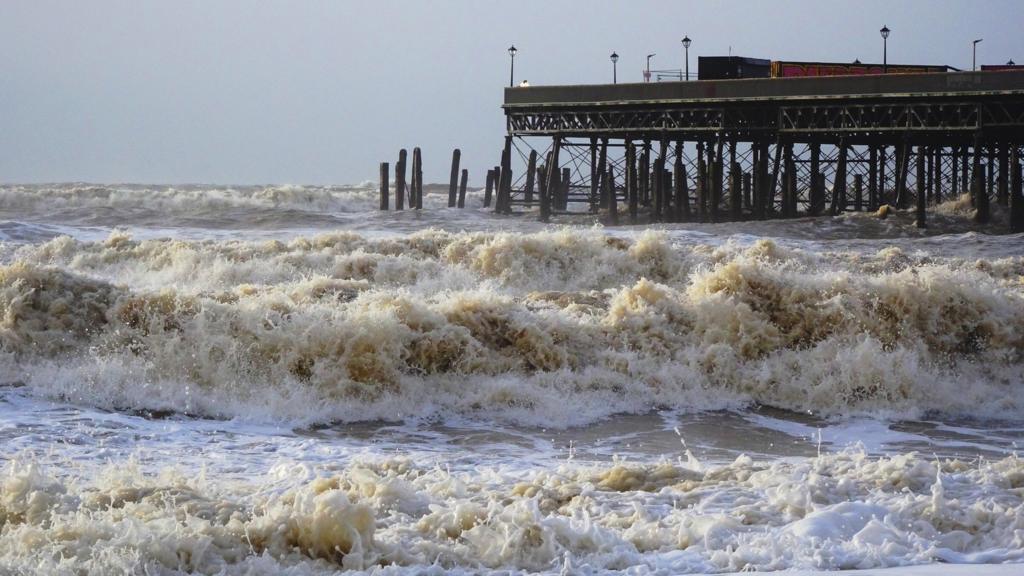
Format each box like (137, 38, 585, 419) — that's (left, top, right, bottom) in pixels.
(487, 70, 1024, 231)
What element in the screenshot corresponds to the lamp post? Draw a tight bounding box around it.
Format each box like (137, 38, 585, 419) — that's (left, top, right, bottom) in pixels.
(646, 53, 655, 82)
(682, 36, 691, 80)
(880, 25, 890, 73)
(610, 52, 619, 84)
(973, 39, 983, 71)
(508, 45, 517, 87)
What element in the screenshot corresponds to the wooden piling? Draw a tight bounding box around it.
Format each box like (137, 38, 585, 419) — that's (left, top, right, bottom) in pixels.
(498, 136, 513, 214)
(711, 138, 724, 222)
(590, 137, 599, 210)
(560, 168, 571, 211)
(934, 147, 943, 205)
(412, 147, 423, 210)
(925, 146, 934, 205)
(809, 143, 822, 215)
(597, 139, 609, 209)
(627, 140, 639, 223)
(782, 143, 795, 217)
(540, 136, 561, 221)
(608, 164, 619, 225)
(742, 172, 752, 216)
(458, 168, 468, 208)
(974, 134, 990, 224)
(696, 141, 707, 221)
(961, 145, 970, 197)
(915, 145, 927, 228)
(998, 143, 1009, 206)
(484, 169, 495, 208)
(674, 143, 689, 221)
(854, 174, 864, 212)
(448, 149, 461, 207)
(640, 141, 651, 206)
(832, 140, 848, 215)
(492, 165, 501, 210)
(652, 156, 664, 221)
(868, 146, 878, 211)
(379, 162, 390, 210)
(396, 149, 407, 210)
(1010, 145, 1023, 233)
(768, 140, 782, 217)
(755, 141, 769, 220)
(730, 162, 742, 220)
(525, 150, 537, 205)
(895, 138, 910, 209)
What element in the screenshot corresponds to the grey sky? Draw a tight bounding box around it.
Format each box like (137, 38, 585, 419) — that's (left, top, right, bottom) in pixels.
(1, 0, 1021, 185)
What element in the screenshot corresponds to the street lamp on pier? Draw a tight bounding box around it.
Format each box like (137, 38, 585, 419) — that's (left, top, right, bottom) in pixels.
(508, 45, 517, 87)
(682, 36, 692, 80)
(973, 39, 983, 71)
(880, 26, 890, 73)
(646, 53, 655, 82)
(610, 52, 619, 84)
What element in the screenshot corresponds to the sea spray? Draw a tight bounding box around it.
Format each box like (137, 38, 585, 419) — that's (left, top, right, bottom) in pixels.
(2, 229, 1022, 426)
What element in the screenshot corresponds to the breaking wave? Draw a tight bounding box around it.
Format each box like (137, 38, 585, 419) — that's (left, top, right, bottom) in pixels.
(2, 450, 1022, 574)
(2, 229, 1022, 426)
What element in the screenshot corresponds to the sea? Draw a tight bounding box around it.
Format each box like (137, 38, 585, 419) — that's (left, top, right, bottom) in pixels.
(0, 182, 1022, 575)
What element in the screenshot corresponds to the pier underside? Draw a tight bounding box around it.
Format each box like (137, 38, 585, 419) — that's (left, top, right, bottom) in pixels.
(491, 70, 1024, 230)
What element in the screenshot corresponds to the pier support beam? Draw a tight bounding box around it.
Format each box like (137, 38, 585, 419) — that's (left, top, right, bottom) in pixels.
(448, 149, 461, 207)
(1011, 145, 1023, 233)
(379, 162, 389, 210)
(974, 134, 990, 224)
(525, 150, 537, 205)
(396, 149, 407, 210)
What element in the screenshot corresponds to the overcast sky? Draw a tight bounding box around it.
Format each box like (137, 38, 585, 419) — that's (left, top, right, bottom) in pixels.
(2, 0, 1021, 185)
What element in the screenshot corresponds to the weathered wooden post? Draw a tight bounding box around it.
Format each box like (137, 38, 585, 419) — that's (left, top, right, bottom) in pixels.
(831, 140, 848, 215)
(1010, 145, 1023, 233)
(608, 165, 619, 225)
(973, 133, 990, 224)
(917, 147, 927, 210)
(640, 140, 651, 206)
(492, 165, 501, 210)
(998, 143, 1009, 206)
(951, 146, 960, 196)
(396, 149, 407, 210)
(413, 147, 423, 210)
(696, 141, 707, 221)
(768, 140, 782, 217)
(895, 138, 910, 209)
(559, 167, 571, 211)
(484, 169, 495, 208)
(925, 146, 934, 205)
(879, 146, 888, 205)
(854, 174, 864, 212)
(809, 143, 822, 215)
(933, 147, 943, 205)
(524, 150, 537, 205)
(458, 168, 468, 208)
(498, 136, 513, 214)
(379, 162, 390, 210)
(915, 161, 927, 229)
(541, 137, 561, 221)
(782, 143, 795, 217)
(538, 163, 550, 222)
(961, 145, 970, 196)
(987, 146, 996, 200)
(868, 146, 878, 211)
(652, 156, 664, 221)
(755, 141, 769, 220)
(627, 139, 639, 223)
(711, 138, 724, 222)
(742, 172, 752, 216)
(674, 143, 689, 221)
(597, 139, 609, 210)
(590, 137, 599, 210)
(448, 149, 461, 207)
(730, 162, 742, 220)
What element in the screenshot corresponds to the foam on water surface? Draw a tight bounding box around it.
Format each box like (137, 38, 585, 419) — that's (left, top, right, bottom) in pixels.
(1, 183, 1022, 574)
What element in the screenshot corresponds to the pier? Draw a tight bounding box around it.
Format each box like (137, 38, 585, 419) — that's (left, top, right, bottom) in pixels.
(496, 70, 1024, 231)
